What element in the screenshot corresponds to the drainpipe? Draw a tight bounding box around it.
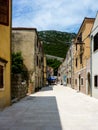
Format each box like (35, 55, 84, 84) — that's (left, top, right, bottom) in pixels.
(71, 44, 73, 88)
(71, 40, 74, 89)
(90, 35, 93, 97)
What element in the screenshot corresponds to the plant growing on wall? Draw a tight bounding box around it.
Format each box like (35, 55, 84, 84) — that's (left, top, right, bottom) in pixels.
(12, 52, 29, 81)
(12, 52, 23, 74)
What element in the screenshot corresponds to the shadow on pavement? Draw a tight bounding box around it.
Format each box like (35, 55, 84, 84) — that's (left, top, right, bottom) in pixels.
(0, 95, 63, 130)
(20, 96, 63, 130)
(40, 85, 54, 92)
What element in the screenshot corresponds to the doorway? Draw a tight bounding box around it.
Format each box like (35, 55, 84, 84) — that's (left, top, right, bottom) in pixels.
(79, 74, 81, 91)
(87, 73, 91, 95)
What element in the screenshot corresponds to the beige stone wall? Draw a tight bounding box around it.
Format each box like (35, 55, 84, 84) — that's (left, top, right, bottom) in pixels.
(12, 29, 35, 71)
(11, 74, 27, 101)
(12, 29, 36, 93)
(12, 28, 44, 93)
(74, 68, 86, 94)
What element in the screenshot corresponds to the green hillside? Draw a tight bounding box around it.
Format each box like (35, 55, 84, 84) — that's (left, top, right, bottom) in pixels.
(38, 30, 76, 58)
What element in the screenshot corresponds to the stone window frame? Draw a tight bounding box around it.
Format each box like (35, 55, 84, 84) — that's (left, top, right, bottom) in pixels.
(0, 62, 5, 91)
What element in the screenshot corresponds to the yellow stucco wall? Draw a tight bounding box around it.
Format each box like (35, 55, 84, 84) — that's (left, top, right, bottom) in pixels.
(73, 18, 94, 92)
(74, 19, 94, 73)
(0, 0, 11, 108)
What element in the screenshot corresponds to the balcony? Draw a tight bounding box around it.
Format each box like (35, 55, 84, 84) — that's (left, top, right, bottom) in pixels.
(77, 35, 82, 43)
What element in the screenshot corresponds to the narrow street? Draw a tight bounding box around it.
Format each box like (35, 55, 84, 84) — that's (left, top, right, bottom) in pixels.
(0, 85, 98, 130)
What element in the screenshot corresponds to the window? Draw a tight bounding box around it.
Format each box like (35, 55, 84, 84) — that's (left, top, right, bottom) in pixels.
(0, 65, 4, 89)
(36, 56, 38, 66)
(94, 33, 98, 51)
(0, 58, 7, 89)
(80, 54, 83, 64)
(41, 57, 43, 63)
(94, 75, 98, 87)
(70, 78, 71, 84)
(39, 59, 41, 68)
(76, 58, 78, 67)
(81, 78, 83, 85)
(0, 0, 9, 25)
(68, 78, 69, 84)
(75, 79, 77, 85)
(76, 44, 77, 50)
(67, 78, 68, 84)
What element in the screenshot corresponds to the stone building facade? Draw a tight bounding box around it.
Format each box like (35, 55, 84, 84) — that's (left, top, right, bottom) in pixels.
(58, 42, 75, 87)
(74, 18, 94, 94)
(35, 39, 44, 91)
(12, 28, 44, 94)
(65, 46, 72, 87)
(58, 59, 66, 85)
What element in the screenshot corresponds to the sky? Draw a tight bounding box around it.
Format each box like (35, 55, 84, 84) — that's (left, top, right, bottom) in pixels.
(12, 0, 98, 33)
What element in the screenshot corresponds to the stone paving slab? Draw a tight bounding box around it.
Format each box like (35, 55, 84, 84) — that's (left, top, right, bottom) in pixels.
(0, 85, 98, 130)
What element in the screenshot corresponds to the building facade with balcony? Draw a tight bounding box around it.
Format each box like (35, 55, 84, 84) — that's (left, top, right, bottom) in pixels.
(66, 45, 72, 87)
(35, 40, 44, 91)
(90, 13, 98, 98)
(12, 28, 44, 94)
(57, 59, 66, 85)
(74, 18, 94, 94)
(57, 42, 74, 87)
(0, 0, 12, 108)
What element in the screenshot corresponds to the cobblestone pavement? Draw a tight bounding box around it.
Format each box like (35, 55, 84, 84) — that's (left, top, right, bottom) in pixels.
(0, 84, 98, 130)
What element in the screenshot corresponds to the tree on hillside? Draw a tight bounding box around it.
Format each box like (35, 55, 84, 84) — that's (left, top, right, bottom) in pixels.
(47, 58, 62, 76)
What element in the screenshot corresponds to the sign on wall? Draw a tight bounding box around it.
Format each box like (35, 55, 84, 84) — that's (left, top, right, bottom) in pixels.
(0, 0, 9, 26)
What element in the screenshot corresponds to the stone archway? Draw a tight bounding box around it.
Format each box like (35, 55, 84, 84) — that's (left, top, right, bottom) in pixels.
(87, 72, 91, 95)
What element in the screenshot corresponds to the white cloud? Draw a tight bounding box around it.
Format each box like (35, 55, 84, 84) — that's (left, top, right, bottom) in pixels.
(12, 0, 98, 32)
